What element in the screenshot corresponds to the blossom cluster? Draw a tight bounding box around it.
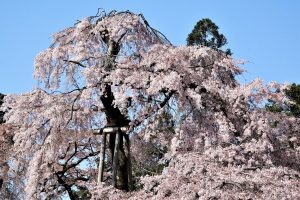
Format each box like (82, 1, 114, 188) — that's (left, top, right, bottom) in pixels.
(1, 11, 299, 199)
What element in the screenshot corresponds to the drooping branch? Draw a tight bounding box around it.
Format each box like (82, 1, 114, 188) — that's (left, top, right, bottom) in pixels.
(53, 141, 99, 199)
(63, 60, 87, 68)
(130, 90, 176, 131)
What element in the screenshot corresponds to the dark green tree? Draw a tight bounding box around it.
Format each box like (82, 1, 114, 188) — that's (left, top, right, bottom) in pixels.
(187, 18, 232, 55)
(285, 83, 300, 117)
(266, 83, 300, 117)
(0, 93, 5, 124)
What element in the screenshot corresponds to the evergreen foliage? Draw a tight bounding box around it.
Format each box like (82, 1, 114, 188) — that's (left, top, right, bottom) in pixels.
(266, 83, 300, 117)
(187, 18, 232, 55)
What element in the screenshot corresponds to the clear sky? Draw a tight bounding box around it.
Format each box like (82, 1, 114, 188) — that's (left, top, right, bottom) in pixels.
(0, 0, 299, 94)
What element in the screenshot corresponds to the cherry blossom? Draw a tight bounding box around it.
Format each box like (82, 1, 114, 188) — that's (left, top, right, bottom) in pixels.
(1, 10, 299, 199)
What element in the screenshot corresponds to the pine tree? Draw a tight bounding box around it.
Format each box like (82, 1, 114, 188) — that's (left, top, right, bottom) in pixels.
(266, 83, 300, 117)
(187, 18, 232, 55)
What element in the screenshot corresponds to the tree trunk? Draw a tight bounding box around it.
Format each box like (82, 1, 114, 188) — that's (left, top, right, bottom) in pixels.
(112, 130, 129, 190)
(99, 33, 130, 190)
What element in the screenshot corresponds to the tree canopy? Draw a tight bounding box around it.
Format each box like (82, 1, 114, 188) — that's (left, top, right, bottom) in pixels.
(0, 10, 299, 200)
(187, 18, 232, 55)
(266, 83, 300, 117)
(285, 83, 300, 116)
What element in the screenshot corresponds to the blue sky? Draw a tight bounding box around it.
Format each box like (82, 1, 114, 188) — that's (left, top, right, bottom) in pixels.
(0, 0, 299, 94)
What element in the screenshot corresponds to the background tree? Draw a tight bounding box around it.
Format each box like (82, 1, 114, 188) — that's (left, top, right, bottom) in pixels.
(2, 10, 300, 200)
(285, 83, 300, 116)
(266, 83, 300, 117)
(187, 18, 232, 55)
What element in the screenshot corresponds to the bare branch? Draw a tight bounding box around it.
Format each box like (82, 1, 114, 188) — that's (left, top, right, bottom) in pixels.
(63, 59, 87, 68)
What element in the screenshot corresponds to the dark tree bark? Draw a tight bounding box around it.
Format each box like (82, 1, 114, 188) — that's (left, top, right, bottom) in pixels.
(99, 31, 130, 190)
